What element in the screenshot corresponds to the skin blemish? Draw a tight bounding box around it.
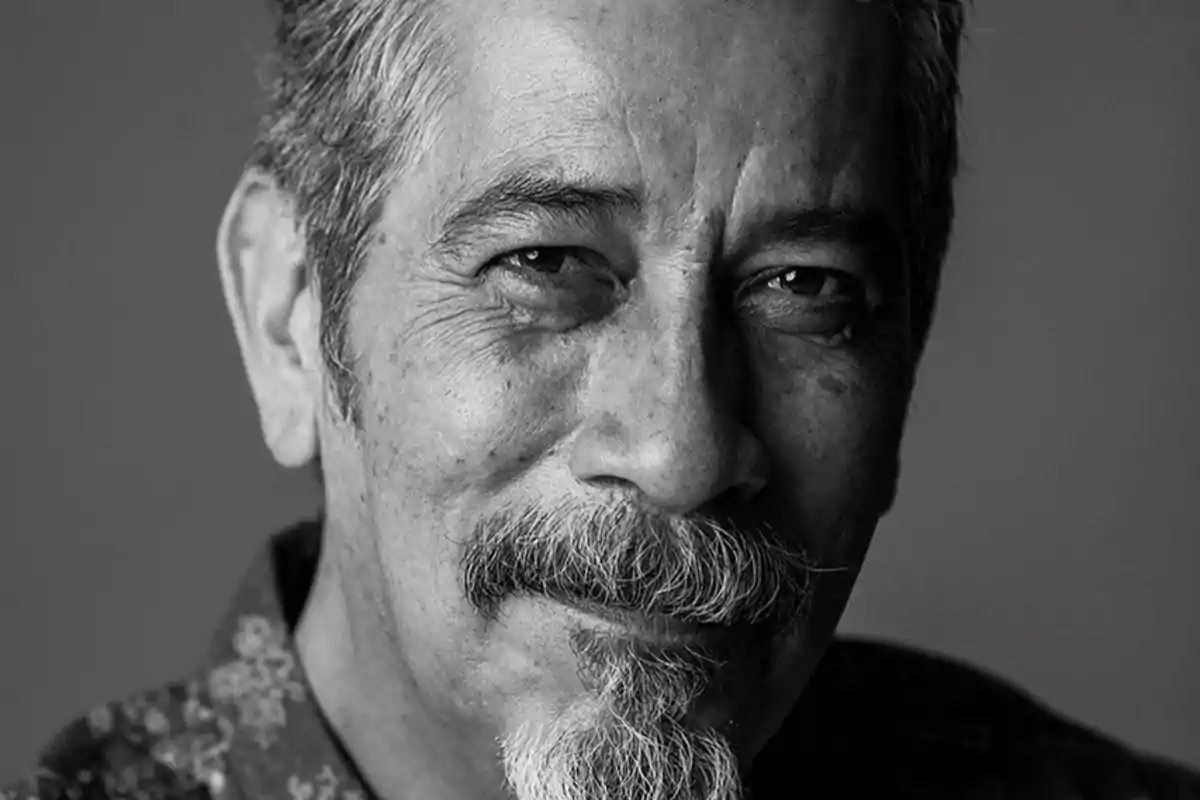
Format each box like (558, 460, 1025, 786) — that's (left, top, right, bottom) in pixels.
(818, 374, 847, 397)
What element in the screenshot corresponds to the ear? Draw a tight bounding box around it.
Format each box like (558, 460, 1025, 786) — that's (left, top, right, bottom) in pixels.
(217, 168, 322, 468)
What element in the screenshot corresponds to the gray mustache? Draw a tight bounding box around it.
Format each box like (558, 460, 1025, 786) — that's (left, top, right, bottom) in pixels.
(460, 498, 819, 630)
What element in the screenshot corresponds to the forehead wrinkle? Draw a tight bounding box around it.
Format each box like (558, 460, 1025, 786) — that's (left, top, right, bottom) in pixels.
(440, 0, 890, 259)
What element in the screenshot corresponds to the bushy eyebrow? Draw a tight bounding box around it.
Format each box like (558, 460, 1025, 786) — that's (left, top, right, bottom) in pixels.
(428, 169, 644, 259)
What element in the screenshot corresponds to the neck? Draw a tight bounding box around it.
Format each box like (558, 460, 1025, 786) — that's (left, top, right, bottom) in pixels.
(294, 537, 510, 800)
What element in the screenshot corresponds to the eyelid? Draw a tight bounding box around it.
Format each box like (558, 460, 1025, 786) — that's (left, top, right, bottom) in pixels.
(739, 242, 863, 272)
(473, 209, 619, 254)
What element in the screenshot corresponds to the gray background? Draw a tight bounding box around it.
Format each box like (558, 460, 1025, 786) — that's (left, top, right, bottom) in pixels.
(1, 0, 1197, 781)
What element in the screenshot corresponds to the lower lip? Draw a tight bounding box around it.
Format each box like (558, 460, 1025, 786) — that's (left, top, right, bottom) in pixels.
(565, 600, 719, 644)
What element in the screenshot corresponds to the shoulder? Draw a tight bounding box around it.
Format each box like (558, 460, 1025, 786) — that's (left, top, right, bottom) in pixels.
(755, 636, 1200, 799)
(2, 679, 234, 800)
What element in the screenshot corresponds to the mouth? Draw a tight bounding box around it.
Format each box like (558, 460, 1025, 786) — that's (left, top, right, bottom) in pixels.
(559, 597, 735, 646)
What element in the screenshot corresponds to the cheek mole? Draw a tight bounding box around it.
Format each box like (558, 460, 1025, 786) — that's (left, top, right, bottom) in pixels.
(818, 374, 848, 398)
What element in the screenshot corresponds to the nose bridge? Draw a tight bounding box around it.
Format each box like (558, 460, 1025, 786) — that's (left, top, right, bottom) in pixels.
(570, 267, 767, 514)
(629, 275, 720, 447)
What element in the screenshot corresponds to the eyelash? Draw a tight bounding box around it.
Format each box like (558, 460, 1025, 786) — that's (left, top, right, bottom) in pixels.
(489, 246, 871, 345)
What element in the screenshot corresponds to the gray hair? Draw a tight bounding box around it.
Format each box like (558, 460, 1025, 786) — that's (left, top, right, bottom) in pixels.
(252, 0, 454, 427)
(251, 0, 967, 427)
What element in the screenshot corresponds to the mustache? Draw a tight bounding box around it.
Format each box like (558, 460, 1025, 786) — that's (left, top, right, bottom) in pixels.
(459, 495, 826, 630)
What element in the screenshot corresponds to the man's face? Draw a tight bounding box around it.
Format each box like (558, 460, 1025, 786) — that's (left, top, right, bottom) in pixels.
(314, 0, 908, 796)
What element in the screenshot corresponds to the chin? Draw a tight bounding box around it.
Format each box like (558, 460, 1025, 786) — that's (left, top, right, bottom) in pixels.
(499, 604, 825, 800)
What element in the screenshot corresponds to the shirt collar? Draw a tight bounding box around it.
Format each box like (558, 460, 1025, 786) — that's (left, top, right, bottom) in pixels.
(201, 518, 372, 800)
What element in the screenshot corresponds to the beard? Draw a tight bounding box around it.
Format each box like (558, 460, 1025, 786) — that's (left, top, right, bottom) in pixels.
(500, 631, 742, 800)
(460, 495, 825, 800)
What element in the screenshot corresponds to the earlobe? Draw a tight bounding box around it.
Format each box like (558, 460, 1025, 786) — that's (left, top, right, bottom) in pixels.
(216, 169, 321, 468)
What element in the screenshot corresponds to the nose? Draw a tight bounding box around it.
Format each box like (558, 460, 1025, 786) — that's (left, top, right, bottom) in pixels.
(568, 288, 770, 516)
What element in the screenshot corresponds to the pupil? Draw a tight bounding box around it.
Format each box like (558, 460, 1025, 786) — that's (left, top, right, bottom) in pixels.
(785, 269, 830, 295)
(520, 248, 564, 272)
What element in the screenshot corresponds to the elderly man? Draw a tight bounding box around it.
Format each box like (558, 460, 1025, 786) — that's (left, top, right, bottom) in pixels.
(5, 0, 1198, 798)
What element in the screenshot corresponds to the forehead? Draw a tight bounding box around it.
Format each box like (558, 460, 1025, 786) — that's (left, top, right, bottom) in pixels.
(415, 0, 894, 243)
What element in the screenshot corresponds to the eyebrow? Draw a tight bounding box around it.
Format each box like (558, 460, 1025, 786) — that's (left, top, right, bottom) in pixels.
(429, 169, 644, 259)
(725, 206, 903, 266)
(428, 167, 900, 267)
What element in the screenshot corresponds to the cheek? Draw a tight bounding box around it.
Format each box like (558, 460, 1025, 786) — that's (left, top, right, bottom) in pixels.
(354, 311, 586, 503)
(751, 344, 906, 544)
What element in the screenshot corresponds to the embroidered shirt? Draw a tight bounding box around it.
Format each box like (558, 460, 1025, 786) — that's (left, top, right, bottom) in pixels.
(3, 519, 1198, 799)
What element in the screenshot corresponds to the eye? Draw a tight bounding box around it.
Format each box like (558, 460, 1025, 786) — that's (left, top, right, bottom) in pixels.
(491, 247, 599, 283)
(763, 267, 864, 301)
(487, 246, 622, 324)
(743, 267, 870, 342)
(498, 247, 572, 276)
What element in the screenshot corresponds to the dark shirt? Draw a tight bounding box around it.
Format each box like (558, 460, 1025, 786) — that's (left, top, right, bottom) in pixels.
(4, 520, 1198, 799)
